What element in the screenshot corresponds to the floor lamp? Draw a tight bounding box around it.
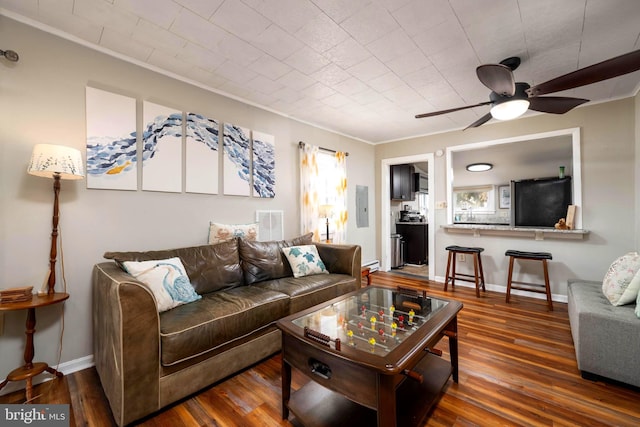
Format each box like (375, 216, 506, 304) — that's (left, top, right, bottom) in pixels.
(318, 204, 334, 243)
(28, 144, 84, 295)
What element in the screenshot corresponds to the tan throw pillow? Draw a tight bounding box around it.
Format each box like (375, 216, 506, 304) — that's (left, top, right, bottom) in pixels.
(282, 245, 329, 278)
(602, 252, 640, 306)
(208, 222, 259, 244)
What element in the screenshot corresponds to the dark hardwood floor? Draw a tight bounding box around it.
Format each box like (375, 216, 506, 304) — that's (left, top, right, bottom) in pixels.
(2, 272, 639, 426)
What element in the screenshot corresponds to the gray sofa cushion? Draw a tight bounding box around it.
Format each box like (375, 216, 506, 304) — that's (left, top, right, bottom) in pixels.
(567, 280, 640, 387)
(159, 286, 289, 366)
(104, 239, 244, 294)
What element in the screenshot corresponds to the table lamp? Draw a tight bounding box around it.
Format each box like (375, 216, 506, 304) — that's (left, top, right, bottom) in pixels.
(318, 204, 334, 243)
(27, 144, 84, 294)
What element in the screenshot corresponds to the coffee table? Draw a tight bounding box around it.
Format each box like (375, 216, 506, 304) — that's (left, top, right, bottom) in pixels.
(277, 286, 463, 427)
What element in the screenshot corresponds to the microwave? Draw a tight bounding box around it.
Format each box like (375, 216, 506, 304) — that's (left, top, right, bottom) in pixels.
(414, 173, 428, 193)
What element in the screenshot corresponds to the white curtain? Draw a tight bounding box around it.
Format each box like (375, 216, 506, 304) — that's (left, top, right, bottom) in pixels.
(332, 151, 348, 244)
(300, 143, 321, 241)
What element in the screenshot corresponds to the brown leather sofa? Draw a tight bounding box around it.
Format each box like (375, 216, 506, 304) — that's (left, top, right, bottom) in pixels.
(92, 234, 361, 426)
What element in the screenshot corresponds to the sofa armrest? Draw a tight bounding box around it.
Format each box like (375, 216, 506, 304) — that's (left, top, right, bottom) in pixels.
(92, 262, 161, 426)
(315, 243, 362, 285)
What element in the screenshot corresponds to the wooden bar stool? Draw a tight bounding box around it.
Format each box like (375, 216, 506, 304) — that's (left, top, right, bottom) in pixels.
(444, 245, 486, 297)
(505, 250, 553, 310)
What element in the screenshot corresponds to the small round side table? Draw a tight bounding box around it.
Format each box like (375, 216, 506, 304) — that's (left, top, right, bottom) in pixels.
(0, 292, 69, 401)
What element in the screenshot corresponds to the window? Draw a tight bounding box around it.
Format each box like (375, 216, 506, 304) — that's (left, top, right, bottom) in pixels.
(453, 185, 495, 219)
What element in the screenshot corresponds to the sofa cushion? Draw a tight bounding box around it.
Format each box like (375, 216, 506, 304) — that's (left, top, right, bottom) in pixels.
(602, 252, 640, 306)
(209, 222, 259, 244)
(239, 233, 313, 284)
(122, 257, 201, 312)
(104, 239, 244, 294)
(282, 245, 329, 278)
(158, 286, 289, 366)
(254, 273, 356, 314)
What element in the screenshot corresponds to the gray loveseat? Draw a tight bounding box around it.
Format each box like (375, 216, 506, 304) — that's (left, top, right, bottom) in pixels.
(92, 234, 361, 425)
(567, 279, 640, 387)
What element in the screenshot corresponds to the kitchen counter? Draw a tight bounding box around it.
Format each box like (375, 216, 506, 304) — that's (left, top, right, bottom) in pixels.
(443, 223, 589, 240)
(396, 221, 427, 224)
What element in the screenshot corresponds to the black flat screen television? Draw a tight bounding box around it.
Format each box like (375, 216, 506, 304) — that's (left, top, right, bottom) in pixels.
(512, 177, 572, 227)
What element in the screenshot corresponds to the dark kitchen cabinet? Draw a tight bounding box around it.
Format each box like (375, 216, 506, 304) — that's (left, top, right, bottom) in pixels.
(391, 164, 415, 201)
(396, 223, 428, 265)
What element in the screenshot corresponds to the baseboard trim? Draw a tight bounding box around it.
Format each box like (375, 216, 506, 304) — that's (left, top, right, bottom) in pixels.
(433, 275, 568, 303)
(0, 355, 94, 396)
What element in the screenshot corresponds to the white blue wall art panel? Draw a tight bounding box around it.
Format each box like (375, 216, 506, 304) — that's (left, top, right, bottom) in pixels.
(142, 102, 182, 193)
(252, 131, 275, 198)
(85, 87, 137, 190)
(186, 113, 219, 195)
(223, 123, 251, 196)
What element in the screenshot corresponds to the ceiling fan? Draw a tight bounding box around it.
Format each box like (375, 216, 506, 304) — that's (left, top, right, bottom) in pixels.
(415, 49, 640, 129)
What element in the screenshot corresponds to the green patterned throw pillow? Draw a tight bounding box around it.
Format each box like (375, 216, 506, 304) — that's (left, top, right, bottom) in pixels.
(282, 245, 329, 278)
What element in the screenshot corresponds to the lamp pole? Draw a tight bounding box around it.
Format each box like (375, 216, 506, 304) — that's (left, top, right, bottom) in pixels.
(47, 173, 61, 295)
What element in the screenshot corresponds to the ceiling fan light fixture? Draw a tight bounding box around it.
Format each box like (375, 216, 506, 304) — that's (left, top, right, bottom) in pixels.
(490, 99, 530, 121)
(466, 163, 493, 172)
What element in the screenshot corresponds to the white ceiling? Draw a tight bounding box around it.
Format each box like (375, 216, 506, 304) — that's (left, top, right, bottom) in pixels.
(2, 0, 639, 143)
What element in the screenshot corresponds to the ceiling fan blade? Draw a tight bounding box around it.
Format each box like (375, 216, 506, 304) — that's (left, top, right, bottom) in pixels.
(528, 96, 589, 114)
(464, 112, 493, 130)
(415, 101, 491, 119)
(527, 49, 640, 96)
(476, 64, 515, 96)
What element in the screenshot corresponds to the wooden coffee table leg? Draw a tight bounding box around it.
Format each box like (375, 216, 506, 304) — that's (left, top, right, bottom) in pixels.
(281, 357, 291, 419)
(377, 374, 397, 426)
(447, 317, 459, 383)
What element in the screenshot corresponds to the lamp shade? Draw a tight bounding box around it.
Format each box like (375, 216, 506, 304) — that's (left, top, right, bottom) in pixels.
(318, 204, 334, 218)
(28, 144, 84, 180)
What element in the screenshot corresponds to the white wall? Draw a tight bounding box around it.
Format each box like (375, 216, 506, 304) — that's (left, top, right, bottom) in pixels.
(0, 17, 376, 390)
(376, 97, 637, 298)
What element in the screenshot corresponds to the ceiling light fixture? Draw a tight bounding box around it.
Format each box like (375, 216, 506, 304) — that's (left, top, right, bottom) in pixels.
(489, 82, 530, 121)
(466, 163, 493, 172)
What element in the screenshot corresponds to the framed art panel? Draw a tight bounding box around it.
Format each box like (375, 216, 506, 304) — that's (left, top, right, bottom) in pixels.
(252, 131, 275, 198)
(186, 113, 219, 194)
(499, 185, 511, 209)
(223, 123, 251, 196)
(85, 87, 137, 190)
(142, 102, 182, 193)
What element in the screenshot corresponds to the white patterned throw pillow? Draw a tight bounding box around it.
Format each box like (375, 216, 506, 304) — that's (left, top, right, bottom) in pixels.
(602, 252, 640, 306)
(282, 245, 329, 278)
(122, 257, 201, 312)
(209, 222, 259, 244)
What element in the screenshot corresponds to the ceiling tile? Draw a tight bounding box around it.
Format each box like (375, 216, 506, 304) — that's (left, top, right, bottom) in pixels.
(393, 0, 455, 36)
(412, 19, 468, 57)
(277, 69, 316, 91)
(217, 33, 263, 67)
(367, 72, 406, 92)
(347, 56, 389, 82)
(333, 77, 369, 96)
(245, 74, 284, 95)
(211, 0, 270, 41)
(387, 49, 432, 77)
(0, 0, 38, 17)
(38, 6, 103, 43)
(169, 7, 225, 51)
(242, 0, 319, 34)
(214, 60, 258, 85)
(324, 37, 372, 69)
(366, 28, 416, 63)
(174, 0, 223, 19)
(302, 82, 336, 100)
(283, 45, 330, 75)
(294, 12, 350, 53)
(101, 27, 153, 61)
(73, 0, 139, 36)
(114, 0, 181, 29)
(251, 24, 304, 61)
(312, 63, 351, 86)
(134, 19, 188, 53)
(248, 55, 292, 80)
(310, 0, 371, 24)
(341, 5, 399, 45)
(177, 42, 225, 72)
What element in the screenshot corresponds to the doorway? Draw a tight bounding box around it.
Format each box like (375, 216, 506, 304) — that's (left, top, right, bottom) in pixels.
(381, 153, 435, 279)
